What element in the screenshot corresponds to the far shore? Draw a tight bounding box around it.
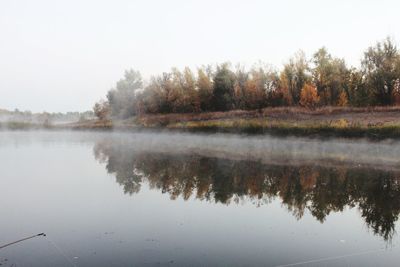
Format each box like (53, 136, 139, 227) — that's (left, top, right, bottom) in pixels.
(2, 106, 400, 140)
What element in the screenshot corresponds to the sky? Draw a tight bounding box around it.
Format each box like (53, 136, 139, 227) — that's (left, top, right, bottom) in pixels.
(0, 0, 399, 113)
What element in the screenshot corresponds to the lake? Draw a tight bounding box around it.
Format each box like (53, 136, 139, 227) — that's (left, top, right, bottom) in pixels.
(1, 131, 400, 266)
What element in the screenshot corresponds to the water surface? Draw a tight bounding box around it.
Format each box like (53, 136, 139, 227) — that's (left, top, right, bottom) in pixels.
(1, 131, 400, 266)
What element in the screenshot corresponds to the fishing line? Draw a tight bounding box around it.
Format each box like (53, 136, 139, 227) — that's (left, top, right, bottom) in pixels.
(0, 233, 77, 267)
(45, 236, 78, 267)
(274, 247, 387, 267)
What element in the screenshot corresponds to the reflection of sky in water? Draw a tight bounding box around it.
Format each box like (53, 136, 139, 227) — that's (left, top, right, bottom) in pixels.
(1, 131, 400, 266)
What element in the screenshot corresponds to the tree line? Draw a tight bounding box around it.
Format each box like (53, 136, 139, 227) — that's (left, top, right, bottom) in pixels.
(94, 37, 400, 119)
(0, 108, 94, 124)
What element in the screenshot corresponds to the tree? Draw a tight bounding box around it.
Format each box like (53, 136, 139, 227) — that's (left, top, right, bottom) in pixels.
(362, 37, 400, 105)
(241, 64, 273, 109)
(142, 73, 176, 113)
(257, 67, 283, 107)
(170, 67, 200, 113)
(312, 48, 349, 106)
(212, 64, 236, 111)
(96, 37, 400, 114)
(337, 91, 348, 106)
(93, 99, 110, 121)
(280, 51, 311, 105)
(346, 68, 372, 106)
(266, 72, 285, 107)
(197, 67, 214, 111)
(233, 65, 248, 109)
(183, 67, 200, 112)
(243, 70, 267, 110)
(107, 69, 143, 118)
(393, 79, 400, 105)
(170, 68, 188, 112)
(300, 83, 320, 109)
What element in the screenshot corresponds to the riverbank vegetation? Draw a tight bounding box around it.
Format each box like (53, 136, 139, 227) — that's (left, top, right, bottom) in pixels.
(88, 37, 400, 138)
(132, 106, 400, 139)
(94, 37, 400, 122)
(4, 38, 400, 138)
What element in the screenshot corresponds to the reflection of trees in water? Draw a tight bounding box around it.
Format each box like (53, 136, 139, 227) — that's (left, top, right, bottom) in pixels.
(93, 140, 400, 241)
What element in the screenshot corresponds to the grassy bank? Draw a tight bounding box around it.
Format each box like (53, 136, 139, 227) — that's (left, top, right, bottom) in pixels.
(129, 106, 400, 139)
(166, 119, 400, 139)
(4, 106, 400, 139)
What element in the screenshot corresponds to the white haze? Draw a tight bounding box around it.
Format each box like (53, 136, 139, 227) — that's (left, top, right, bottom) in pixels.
(2, 131, 400, 170)
(1, 0, 400, 112)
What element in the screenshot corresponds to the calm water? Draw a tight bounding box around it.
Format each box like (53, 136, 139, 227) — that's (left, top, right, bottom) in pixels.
(1, 131, 400, 266)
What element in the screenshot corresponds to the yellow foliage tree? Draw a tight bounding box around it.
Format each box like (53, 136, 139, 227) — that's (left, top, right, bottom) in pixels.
(197, 68, 213, 111)
(337, 91, 349, 106)
(300, 84, 320, 109)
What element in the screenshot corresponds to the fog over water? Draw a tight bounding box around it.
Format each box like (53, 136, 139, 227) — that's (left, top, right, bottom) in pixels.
(2, 131, 399, 168)
(1, 131, 400, 266)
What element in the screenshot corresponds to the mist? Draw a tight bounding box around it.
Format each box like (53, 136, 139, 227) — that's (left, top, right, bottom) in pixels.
(2, 130, 400, 169)
(96, 132, 400, 168)
(3, 131, 400, 265)
(3, 0, 400, 265)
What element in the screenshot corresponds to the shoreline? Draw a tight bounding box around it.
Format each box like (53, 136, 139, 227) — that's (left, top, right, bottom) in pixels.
(2, 107, 400, 140)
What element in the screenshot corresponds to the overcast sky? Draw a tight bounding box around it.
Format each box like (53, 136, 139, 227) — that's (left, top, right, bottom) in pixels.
(0, 0, 399, 112)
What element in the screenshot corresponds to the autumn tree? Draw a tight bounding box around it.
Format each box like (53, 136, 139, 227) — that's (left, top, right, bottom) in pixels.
(249, 65, 282, 107)
(299, 83, 320, 109)
(233, 65, 249, 109)
(170, 67, 200, 113)
(337, 91, 349, 106)
(243, 65, 271, 109)
(197, 67, 214, 111)
(96, 37, 400, 115)
(143, 73, 177, 113)
(170, 68, 189, 112)
(243, 79, 264, 109)
(230, 63, 272, 110)
(280, 51, 311, 105)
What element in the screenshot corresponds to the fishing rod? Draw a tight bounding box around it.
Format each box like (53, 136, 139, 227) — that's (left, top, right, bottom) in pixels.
(0, 233, 77, 267)
(0, 233, 46, 250)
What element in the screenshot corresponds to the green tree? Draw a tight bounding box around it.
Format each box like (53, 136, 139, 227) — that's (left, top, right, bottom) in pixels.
(346, 68, 371, 106)
(312, 48, 349, 106)
(362, 37, 400, 105)
(212, 64, 236, 111)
